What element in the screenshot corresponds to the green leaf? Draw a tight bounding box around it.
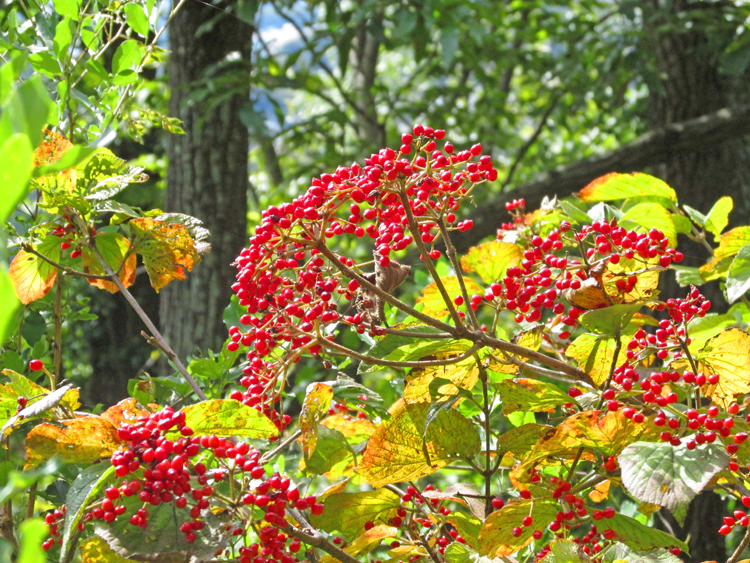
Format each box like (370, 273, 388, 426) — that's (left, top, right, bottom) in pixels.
(440, 25, 460, 68)
(537, 540, 588, 562)
(577, 173, 677, 203)
(682, 205, 706, 228)
(0, 133, 34, 222)
(686, 313, 737, 353)
(445, 542, 517, 563)
(0, 75, 56, 149)
(95, 493, 230, 561)
(704, 196, 733, 238)
(726, 245, 750, 304)
(124, 3, 150, 36)
(0, 268, 19, 346)
(309, 488, 402, 540)
(478, 499, 559, 557)
(672, 214, 693, 235)
(621, 203, 677, 247)
(496, 378, 570, 414)
(598, 514, 688, 553)
(672, 265, 703, 287)
(357, 401, 481, 487)
(60, 464, 115, 560)
(460, 241, 523, 285)
(176, 399, 278, 439)
(303, 424, 355, 475)
(52, 0, 81, 18)
(579, 303, 642, 338)
(619, 441, 728, 511)
(18, 518, 48, 563)
(29, 52, 62, 77)
(53, 17, 74, 60)
(112, 40, 141, 75)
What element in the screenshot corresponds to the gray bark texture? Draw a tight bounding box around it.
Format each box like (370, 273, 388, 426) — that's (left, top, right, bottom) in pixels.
(161, 0, 253, 362)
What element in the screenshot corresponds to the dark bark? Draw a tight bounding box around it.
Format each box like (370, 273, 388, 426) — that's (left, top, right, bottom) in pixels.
(160, 0, 254, 362)
(453, 104, 750, 252)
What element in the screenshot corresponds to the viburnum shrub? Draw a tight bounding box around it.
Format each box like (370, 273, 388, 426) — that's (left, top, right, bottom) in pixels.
(9, 124, 750, 563)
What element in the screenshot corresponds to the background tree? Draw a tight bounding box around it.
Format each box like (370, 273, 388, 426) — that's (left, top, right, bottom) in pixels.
(160, 0, 256, 362)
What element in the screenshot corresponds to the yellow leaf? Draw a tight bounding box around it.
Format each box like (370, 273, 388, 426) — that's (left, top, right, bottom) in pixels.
(81, 535, 139, 563)
(345, 525, 399, 556)
(577, 172, 677, 202)
(404, 355, 478, 403)
(25, 416, 121, 467)
(299, 383, 334, 459)
(129, 217, 203, 292)
(694, 329, 750, 408)
(416, 276, 484, 318)
(357, 400, 481, 487)
(565, 333, 630, 386)
(700, 226, 750, 280)
(588, 480, 611, 503)
(460, 241, 522, 284)
(100, 398, 151, 427)
(322, 414, 375, 443)
(602, 257, 660, 304)
(309, 488, 401, 540)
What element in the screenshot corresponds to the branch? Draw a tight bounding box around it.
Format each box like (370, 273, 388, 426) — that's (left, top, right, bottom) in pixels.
(83, 230, 207, 400)
(455, 104, 750, 251)
(728, 525, 750, 563)
(282, 509, 362, 563)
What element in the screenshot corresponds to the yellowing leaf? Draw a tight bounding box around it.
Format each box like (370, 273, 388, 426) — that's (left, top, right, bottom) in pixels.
(81, 535, 139, 563)
(602, 257, 660, 304)
(621, 203, 678, 247)
(100, 398, 151, 427)
(705, 196, 733, 238)
(496, 423, 554, 467)
(416, 276, 484, 318)
(299, 383, 334, 458)
(81, 232, 136, 293)
(565, 333, 630, 386)
(478, 499, 559, 557)
(497, 378, 570, 414)
(34, 129, 77, 192)
(694, 329, 750, 408)
(589, 480, 611, 503)
(345, 525, 398, 556)
(577, 172, 677, 202)
(25, 416, 120, 467)
(357, 401, 481, 487)
(460, 241, 522, 284)
(177, 399, 278, 439)
(323, 414, 376, 443)
(309, 488, 401, 540)
(9, 236, 61, 304)
(700, 226, 750, 280)
(404, 356, 478, 403)
(130, 217, 202, 292)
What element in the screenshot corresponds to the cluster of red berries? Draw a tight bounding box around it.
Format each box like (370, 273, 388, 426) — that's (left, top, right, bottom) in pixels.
(721, 498, 750, 535)
(227, 126, 497, 421)
(42, 508, 67, 551)
(43, 405, 323, 550)
(50, 216, 92, 258)
(237, 526, 303, 563)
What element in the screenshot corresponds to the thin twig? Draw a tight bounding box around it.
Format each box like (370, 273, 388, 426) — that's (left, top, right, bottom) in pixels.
(439, 219, 480, 329)
(283, 509, 362, 563)
(260, 430, 302, 465)
(322, 338, 483, 369)
(84, 227, 207, 400)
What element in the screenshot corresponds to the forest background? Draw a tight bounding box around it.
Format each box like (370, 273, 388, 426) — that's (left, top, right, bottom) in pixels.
(3, 0, 750, 561)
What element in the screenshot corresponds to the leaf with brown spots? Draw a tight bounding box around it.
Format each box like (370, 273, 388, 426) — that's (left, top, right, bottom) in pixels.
(9, 236, 61, 304)
(130, 217, 204, 292)
(299, 383, 334, 458)
(357, 400, 481, 487)
(478, 499, 559, 557)
(81, 232, 136, 293)
(25, 416, 120, 466)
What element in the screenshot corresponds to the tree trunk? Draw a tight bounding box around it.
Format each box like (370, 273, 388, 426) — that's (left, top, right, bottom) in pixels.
(644, 2, 750, 561)
(161, 0, 253, 362)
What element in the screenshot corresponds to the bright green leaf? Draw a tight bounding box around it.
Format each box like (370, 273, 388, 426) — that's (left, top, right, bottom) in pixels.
(52, 0, 81, 18)
(704, 196, 733, 238)
(177, 399, 278, 439)
(112, 40, 141, 75)
(0, 133, 34, 222)
(53, 18, 74, 60)
(124, 3, 150, 36)
(597, 513, 688, 553)
(621, 203, 677, 247)
(577, 173, 677, 203)
(579, 303, 642, 338)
